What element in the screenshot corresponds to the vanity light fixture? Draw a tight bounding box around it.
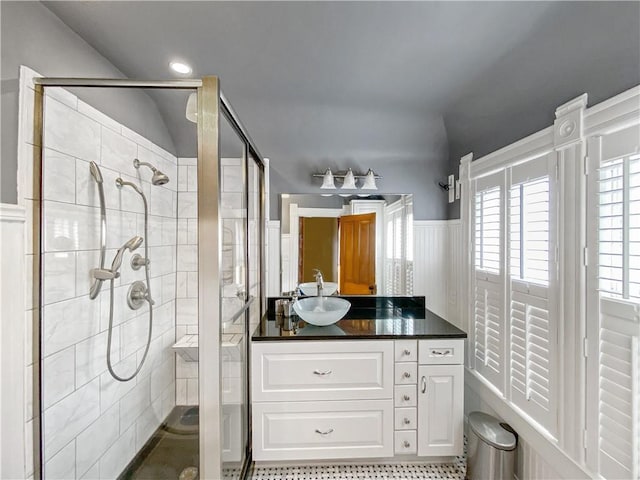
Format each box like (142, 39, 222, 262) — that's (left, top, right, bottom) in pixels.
(170, 61, 192, 75)
(341, 168, 357, 189)
(313, 168, 381, 191)
(361, 169, 378, 190)
(320, 168, 336, 189)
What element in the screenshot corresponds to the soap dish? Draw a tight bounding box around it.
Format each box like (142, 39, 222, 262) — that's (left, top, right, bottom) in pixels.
(173, 335, 198, 362)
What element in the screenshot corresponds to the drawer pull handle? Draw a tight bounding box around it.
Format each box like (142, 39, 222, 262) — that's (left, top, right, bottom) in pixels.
(403, 440, 411, 448)
(313, 370, 332, 376)
(421, 376, 427, 394)
(403, 394, 410, 401)
(431, 349, 451, 356)
(403, 349, 411, 356)
(403, 372, 411, 379)
(315, 428, 334, 435)
(403, 418, 411, 425)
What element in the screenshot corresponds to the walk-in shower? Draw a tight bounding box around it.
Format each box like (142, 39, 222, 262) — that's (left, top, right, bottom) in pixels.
(87, 157, 166, 382)
(27, 75, 265, 480)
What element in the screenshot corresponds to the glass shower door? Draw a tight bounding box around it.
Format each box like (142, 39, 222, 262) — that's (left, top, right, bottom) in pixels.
(219, 113, 250, 479)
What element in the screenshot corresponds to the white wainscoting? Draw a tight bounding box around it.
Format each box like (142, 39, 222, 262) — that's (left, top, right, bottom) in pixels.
(266, 220, 281, 297)
(464, 373, 567, 480)
(0, 204, 27, 480)
(446, 220, 464, 332)
(413, 221, 450, 320)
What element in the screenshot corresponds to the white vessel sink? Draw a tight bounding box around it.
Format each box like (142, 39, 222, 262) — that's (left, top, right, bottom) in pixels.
(298, 282, 339, 296)
(293, 296, 351, 326)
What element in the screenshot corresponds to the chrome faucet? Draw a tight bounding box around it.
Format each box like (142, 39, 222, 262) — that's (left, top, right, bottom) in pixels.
(314, 269, 324, 298)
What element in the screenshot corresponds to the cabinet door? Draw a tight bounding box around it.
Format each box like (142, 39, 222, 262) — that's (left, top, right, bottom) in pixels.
(417, 365, 464, 456)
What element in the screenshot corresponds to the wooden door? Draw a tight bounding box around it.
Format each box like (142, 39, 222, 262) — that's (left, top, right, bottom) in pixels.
(339, 212, 376, 294)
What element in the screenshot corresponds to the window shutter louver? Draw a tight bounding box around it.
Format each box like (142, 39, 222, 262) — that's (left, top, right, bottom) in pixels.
(597, 300, 639, 480)
(590, 129, 640, 478)
(508, 163, 557, 434)
(473, 178, 504, 391)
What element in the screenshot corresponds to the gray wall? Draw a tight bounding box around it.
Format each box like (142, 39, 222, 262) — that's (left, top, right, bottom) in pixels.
(0, 1, 176, 204)
(266, 104, 449, 221)
(445, 1, 640, 219)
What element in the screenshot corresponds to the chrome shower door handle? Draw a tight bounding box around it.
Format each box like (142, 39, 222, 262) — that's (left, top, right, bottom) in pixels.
(421, 376, 427, 394)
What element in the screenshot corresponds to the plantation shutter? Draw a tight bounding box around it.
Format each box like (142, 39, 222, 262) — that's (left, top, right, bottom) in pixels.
(508, 155, 557, 434)
(406, 205, 414, 295)
(384, 200, 409, 295)
(587, 125, 640, 480)
(473, 173, 505, 391)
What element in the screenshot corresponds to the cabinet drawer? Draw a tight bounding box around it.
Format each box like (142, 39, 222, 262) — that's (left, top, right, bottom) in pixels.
(252, 341, 393, 401)
(419, 339, 464, 365)
(394, 385, 417, 407)
(394, 407, 417, 430)
(394, 430, 417, 455)
(252, 400, 393, 461)
(394, 340, 417, 362)
(394, 362, 417, 385)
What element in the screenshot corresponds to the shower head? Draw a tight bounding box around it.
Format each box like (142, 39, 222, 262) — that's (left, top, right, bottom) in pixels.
(133, 158, 170, 186)
(151, 170, 170, 186)
(111, 235, 143, 274)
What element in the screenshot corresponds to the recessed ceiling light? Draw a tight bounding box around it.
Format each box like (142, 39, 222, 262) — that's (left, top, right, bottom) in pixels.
(170, 61, 192, 75)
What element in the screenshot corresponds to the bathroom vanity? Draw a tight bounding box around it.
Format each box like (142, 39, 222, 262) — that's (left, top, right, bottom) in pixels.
(250, 297, 466, 463)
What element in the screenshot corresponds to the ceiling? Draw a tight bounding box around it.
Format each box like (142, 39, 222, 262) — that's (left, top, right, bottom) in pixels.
(43, 1, 640, 169)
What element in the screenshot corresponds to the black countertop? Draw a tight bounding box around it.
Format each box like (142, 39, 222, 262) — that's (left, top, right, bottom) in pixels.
(252, 296, 467, 341)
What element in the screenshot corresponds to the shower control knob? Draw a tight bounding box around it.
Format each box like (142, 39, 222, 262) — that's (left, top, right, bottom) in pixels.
(131, 254, 150, 271)
(127, 281, 150, 310)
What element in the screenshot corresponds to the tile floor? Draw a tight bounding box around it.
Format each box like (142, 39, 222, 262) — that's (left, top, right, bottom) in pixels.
(250, 455, 466, 480)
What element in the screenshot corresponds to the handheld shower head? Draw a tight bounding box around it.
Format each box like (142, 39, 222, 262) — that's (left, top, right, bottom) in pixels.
(133, 158, 170, 186)
(111, 236, 143, 273)
(89, 161, 103, 184)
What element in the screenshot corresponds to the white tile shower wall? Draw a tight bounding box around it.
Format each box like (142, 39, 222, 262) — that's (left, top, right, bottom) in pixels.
(175, 157, 199, 406)
(18, 68, 177, 480)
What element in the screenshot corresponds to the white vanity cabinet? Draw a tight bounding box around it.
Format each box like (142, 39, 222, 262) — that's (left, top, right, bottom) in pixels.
(251, 337, 464, 462)
(417, 339, 464, 457)
(251, 340, 394, 461)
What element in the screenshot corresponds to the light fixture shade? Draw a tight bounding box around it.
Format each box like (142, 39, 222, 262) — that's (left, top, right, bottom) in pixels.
(186, 92, 198, 123)
(361, 169, 378, 190)
(320, 168, 336, 189)
(341, 168, 357, 189)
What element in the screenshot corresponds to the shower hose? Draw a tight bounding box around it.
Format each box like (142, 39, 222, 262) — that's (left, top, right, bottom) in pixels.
(106, 190, 153, 382)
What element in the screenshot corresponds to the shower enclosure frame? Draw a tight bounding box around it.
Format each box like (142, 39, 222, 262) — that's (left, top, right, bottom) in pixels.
(30, 76, 266, 480)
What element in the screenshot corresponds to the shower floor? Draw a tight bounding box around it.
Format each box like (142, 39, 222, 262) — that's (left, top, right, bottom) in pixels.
(119, 406, 199, 480)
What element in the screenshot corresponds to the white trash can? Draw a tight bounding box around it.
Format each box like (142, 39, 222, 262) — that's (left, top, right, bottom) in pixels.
(466, 412, 517, 479)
